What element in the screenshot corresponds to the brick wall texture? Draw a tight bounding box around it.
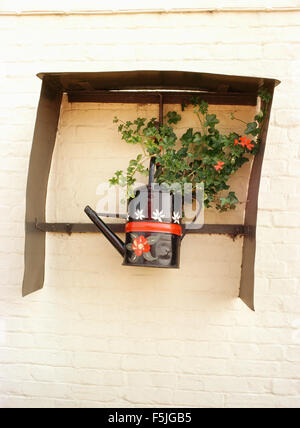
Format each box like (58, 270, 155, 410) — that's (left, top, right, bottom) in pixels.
(0, 6, 300, 408)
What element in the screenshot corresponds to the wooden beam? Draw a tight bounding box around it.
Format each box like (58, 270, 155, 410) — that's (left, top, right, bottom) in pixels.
(22, 83, 63, 297)
(239, 84, 276, 311)
(67, 91, 257, 106)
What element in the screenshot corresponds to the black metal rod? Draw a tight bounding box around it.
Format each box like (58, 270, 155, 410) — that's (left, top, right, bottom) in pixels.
(36, 222, 247, 237)
(84, 206, 125, 257)
(148, 157, 156, 186)
(148, 94, 164, 186)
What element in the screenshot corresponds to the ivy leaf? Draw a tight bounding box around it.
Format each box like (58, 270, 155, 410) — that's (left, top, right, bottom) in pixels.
(245, 122, 259, 136)
(143, 252, 157, 262)
(129, 253, 139, 263)
(127, 185, 135, 199)
(219, 191, 239, 210)
(147, 235, 160, 245)
(198, 100, 208, 115)
(205, 114, 219, 129)
(259, 88, 272, 104)
(192, 132, 202, 144)
(228, 191, 238, 203)
(166, 111, 181, 125)
(191, 98, 208, 115)
(181, 128, 194, 146)
(109, 178, 117, 186)
(134, 117, 146, 131)
(254, 111, 264, 123)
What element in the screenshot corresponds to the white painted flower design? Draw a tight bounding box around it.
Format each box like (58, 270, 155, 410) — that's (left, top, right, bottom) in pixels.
(135, 209, 145, 220)
(152, 209, 165, 223)
(172, 211, 181, 224)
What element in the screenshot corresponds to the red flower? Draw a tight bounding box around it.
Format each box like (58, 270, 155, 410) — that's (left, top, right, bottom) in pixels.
(214, 161, 225, 172)
(246, 140, 254, 151)
(239, 136, 249, 147)
(235, 136, 254, 150)
(132, 236, 150, 256)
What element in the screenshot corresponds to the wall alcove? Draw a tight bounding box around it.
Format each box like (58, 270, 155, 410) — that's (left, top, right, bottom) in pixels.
(22, 70, 280, 310)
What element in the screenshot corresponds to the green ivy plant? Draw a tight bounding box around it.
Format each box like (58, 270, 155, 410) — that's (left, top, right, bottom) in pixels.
(109, 89, 270, 211)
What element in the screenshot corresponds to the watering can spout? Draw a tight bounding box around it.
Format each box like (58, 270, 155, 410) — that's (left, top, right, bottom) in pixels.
(84, 206, 125, 257)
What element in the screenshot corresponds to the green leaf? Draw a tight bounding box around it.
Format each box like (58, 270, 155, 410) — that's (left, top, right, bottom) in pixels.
(245, 122, 259, 136)
(219, 191, 239, 210)
(254, 111, 264, 123)
(143, 251, 157, 262)
(205, 114, 219, 129)
(181, 128, 194, 145)
(258, 88, 272, 104)
(127, 185, 135, 199)
(129, 253, 139, 263)
(228, 191, 238, 203)
(192, 132, 202, 144)
(119, 175, 127, 187)
(126, 243, 133, 251)
(198, 100, 208, 115)
(147, 235, 160, 245)
(166, 111, 181, 125)
(130, 233, 138, 240)
(191, 98, 208, 115)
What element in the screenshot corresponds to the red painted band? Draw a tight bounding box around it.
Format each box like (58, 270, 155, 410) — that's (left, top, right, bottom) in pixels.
(126, 221, 182, 236)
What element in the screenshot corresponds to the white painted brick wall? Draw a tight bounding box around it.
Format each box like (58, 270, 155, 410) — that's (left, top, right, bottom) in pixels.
(0, 7, 300, 408)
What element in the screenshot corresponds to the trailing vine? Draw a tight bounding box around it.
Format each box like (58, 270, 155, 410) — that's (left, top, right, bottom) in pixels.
(109, 89, 270, 211)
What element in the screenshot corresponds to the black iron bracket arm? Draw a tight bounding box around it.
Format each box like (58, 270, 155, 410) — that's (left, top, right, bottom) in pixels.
(35, 222, 248, 239)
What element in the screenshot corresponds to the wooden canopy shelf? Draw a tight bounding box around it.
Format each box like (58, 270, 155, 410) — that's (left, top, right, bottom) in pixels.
(22, 70, 280, 310)
(67, 90, 257, 106)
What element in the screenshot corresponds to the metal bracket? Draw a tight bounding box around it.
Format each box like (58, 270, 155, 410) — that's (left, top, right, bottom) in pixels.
(35, 222, 247, 238)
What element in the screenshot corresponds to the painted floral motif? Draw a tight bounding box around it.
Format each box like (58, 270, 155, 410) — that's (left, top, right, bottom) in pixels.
(132, 236, 150, 256)
(135, 209, 145, 220)
(126, 233, 160, 263)
(172, 211, 181, 224)
(152, 209, 165, 222)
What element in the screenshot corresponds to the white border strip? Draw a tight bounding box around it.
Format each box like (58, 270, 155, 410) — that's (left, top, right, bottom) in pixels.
(0, 7, 300, 15)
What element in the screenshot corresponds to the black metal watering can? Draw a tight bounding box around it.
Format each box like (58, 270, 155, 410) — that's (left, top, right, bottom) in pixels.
(85, 183, 183, 268)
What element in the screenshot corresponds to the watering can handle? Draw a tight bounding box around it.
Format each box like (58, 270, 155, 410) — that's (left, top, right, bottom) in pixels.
(181, 199, 203, 240)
